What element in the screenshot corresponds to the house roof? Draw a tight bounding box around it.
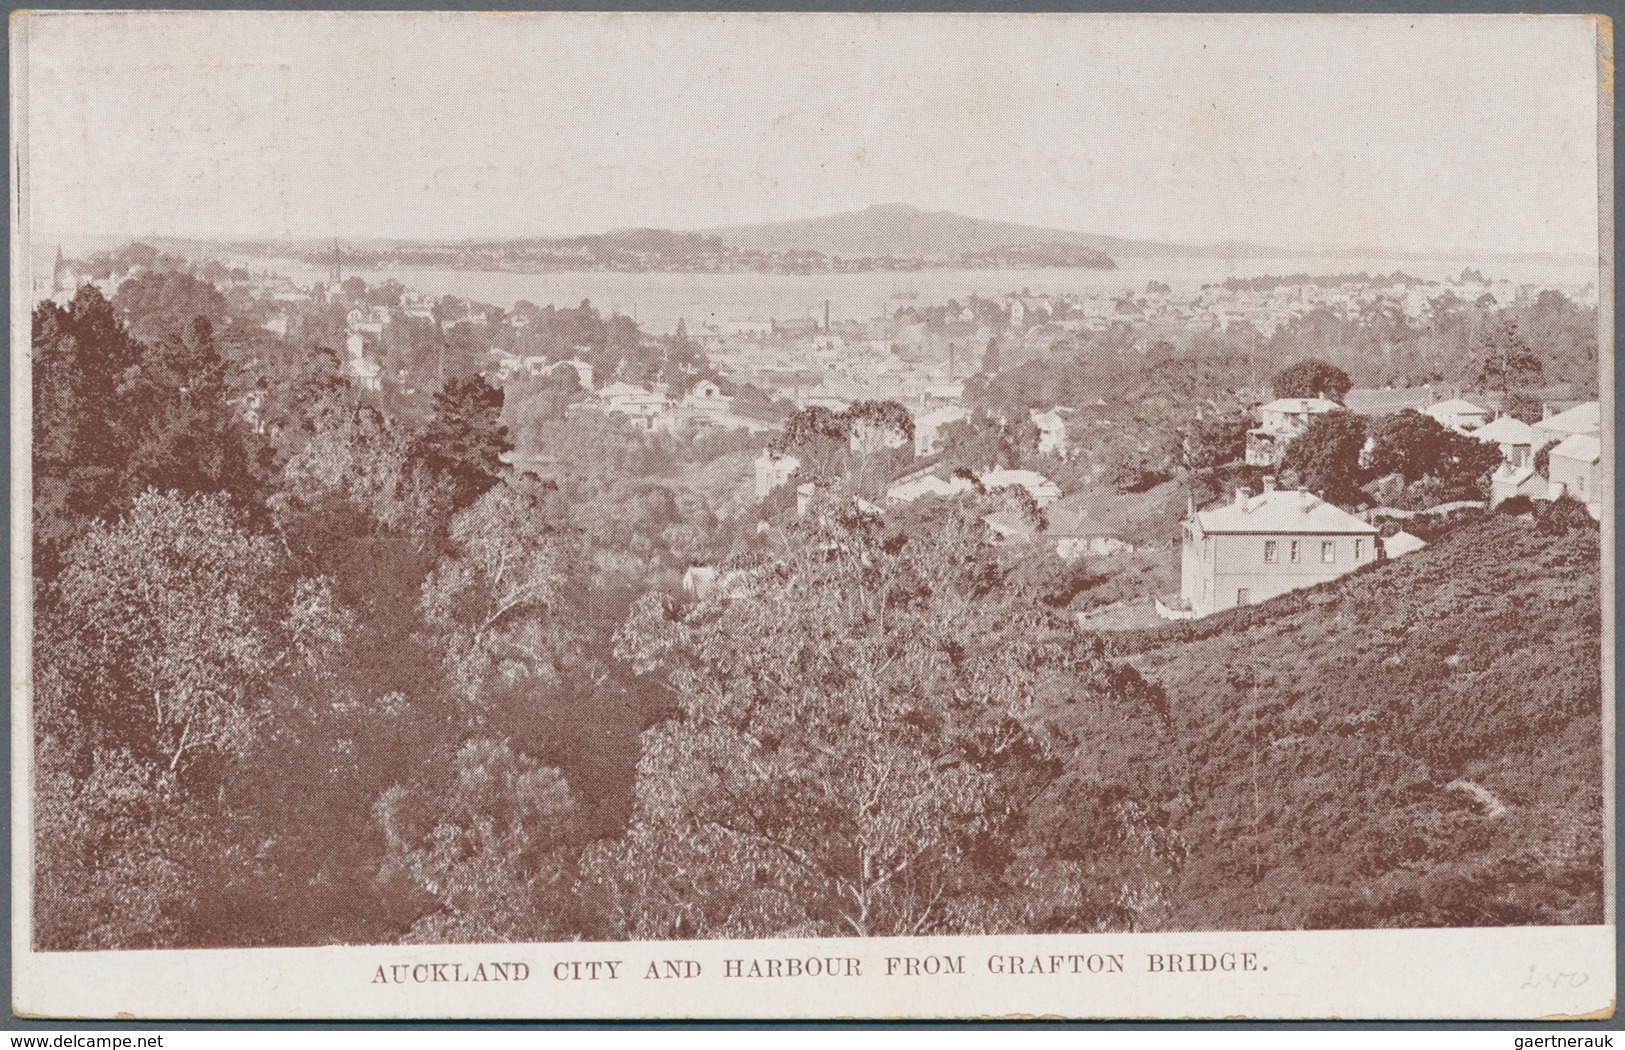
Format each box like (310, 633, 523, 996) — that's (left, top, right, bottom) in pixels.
(978, 468, 1062, 499)
(598, 381, 651, 399)
(1383, 530, 1429, 558)
(1538, 401, 1600, 438)
(886, 474, 974, 503)
(915, 404, 968, 428)
(1473, 415, 1535, 445)
(1422, 397, 1490, 418)
(1044, 507, 1091, 535)
(1550, 433, 1602, 465)
(983, 511, 1038, 539)
(1258, 397, 1342, 415)
(1193, 488, 1377, 535)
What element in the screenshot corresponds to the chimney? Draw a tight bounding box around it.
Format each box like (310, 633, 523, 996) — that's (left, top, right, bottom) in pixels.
(1235, 486, 1253, 509)
(1543, 402, 1553, 420)
(1262, 475, 1276, 493)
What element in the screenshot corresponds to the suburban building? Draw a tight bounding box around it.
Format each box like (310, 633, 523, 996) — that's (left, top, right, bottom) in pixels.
(1246, 397, 1344, 467)
(1532, 401, 1600, 448)
(596, 382, 672, 432)
(912, 404, 968, 456)
(343, 332, 383, 392)
(1546, 433, 1602, 519)
(983, 506, 1134, 560)
(886, 472, 975, 504)
(1474, 414, 1537, 469)
(1176, 482, 1379, 618)
(1476, 415, 1544, 506)
(753, 451, 800, 498)
(1030, 408, 1072, 457)
(978, 468, 1062, 509)
(1422, 397, 1491, 433)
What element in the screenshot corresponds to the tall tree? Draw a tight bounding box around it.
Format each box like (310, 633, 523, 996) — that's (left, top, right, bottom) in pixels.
(374, 738, 584, 944)
(1473, 314, 1544, 396)
(771, 405, 850, 487)
(1363, 409, 1446, 484)
(1271, 358, 1353, 403)
(120, 317, 271, 514)
(113, 269, 231, 346)
(839, 399, 914, 497)
(981, 336, 1003, 375)
(939, 409, 1038, 472)
(31, 287, 145, 580)
(407, 375, 513, 517)
(1179, 410, 1249, 472)
(1280, 411, 1368, 500)
(1364, 409, 1501, 498)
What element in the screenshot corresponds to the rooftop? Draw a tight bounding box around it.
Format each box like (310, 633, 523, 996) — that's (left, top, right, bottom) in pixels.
(1473, 415, 1535, 445)
(1549, 432, 1601, 465)
(1258, 397, 1343, 415)
(1383, 530, 1429, 558)
(1422, 397, 1490, 417)
(1539, 401, 1600, 437)
(1193, 487, 1377, 536)
(979, 468, 1062, 498)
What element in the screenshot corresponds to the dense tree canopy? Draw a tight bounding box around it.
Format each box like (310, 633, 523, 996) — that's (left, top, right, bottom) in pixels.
(1280, 412, 1368, 501)
(407, 375, 513, 517)
(1271, 358, 1353, 403)
(1363, 410, 1502, 505)
(585, 500, 1181, 938)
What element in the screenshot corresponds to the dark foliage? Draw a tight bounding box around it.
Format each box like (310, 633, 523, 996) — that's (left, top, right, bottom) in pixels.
(407, 375, 513, 517)
(1280, 412, 1368, 501)
(1271, 359, 1353, 402)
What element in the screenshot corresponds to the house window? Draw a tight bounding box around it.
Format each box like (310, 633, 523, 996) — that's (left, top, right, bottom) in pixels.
(1264, 540, 1278, 563)
(1290, 540, 1301, 563)
(1321, 540, 1336, 563)
(1237, 588, 1251, 605)
(1202, 580, 1211, 602)
(1354, 538, 1364, 560)
(1577, 475, 1586, 494)
(1203, 537, 1213, 563)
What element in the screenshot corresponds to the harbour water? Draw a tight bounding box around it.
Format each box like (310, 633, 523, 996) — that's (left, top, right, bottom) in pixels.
(228, 252, 1600, 335)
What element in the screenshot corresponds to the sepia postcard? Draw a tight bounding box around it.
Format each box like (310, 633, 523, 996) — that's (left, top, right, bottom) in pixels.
(9, 11, 1616, 1021)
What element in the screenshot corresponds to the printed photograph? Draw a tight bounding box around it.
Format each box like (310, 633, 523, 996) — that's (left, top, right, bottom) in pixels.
(16, 11, 1609, 970)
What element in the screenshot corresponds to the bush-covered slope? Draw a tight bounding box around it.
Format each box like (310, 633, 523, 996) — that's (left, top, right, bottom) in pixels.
(1119, 514, 1604, 930)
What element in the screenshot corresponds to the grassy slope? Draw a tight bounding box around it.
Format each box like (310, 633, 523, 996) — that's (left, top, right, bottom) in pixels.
(1111, 514, 1604, 930)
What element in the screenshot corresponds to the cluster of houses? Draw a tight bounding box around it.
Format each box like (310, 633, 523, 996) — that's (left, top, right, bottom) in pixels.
(570, 378, 781, 435)
(1243, 388, 1603, 520)
(1484, 401, 1603, 519)
(1170, 394, 1605, 620)
(751, 446, 1136, 565)
(29, 246, 133, 305)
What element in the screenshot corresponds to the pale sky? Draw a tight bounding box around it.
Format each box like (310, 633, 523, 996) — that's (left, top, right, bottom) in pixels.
(15, 12, 1606, 257)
